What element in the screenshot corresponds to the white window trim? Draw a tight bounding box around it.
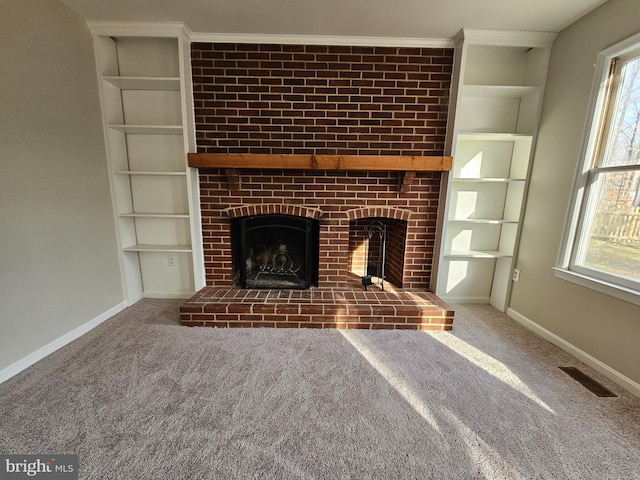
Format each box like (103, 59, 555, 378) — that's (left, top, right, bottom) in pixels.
(553, 267, 640, 306)
(555, 31, 640, 307)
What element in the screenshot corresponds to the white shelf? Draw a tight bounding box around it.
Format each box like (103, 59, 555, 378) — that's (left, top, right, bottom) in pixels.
(123, 244, 192, 253)
(437, 32, 551, 312)
(119, 213, 190, 218)
(103, 75, 181, 90)
(94, 34, 198, 302)
(464, 85, 539, 98)
(447, 218, 519, 224)
(113, 170, 187, 176)
(452, 177, 526, 183)
(108, 124, 183, 135)
(457, 133, 533, 142)
(444, 250, 514, 259)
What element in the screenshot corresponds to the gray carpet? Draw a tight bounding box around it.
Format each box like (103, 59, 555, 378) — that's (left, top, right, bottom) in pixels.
(1, 300, 639, 479)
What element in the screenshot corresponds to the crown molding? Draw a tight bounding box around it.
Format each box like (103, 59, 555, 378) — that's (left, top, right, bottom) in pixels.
(85, 22, 557, 50)
(86, 22, 455, 48)
(190, 32, 454, 48)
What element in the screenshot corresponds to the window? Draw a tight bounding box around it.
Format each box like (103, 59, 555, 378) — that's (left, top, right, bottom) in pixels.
(556, 33, 640, 305)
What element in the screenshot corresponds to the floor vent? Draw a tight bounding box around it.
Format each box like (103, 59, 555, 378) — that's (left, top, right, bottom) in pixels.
(559, 367, 617, 397)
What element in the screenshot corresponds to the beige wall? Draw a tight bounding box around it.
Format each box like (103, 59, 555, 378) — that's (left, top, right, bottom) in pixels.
(511, 0, 640, 386)
(0, 0, 123, 372)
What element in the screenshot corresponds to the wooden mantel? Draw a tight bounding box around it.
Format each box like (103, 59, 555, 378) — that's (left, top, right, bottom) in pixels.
(188, 153, 452, 172)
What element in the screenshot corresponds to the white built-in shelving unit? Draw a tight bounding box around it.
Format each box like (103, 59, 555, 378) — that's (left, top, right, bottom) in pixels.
(90, 23, 204, 304)
(437, 29, 555, 311)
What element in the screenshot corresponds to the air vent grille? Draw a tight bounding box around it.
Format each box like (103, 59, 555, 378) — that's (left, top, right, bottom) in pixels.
(559, 367, 617, 397)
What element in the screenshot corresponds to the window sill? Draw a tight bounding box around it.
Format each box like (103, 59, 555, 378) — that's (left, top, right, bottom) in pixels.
(553, 267, 640, 307)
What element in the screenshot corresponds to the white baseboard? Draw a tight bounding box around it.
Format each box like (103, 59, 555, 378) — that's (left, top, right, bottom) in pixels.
(507, 307, 640, 398)
(0, 301, 127, 384)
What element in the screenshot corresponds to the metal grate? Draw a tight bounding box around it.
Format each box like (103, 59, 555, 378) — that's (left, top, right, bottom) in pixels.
(559, 367, 617, 397)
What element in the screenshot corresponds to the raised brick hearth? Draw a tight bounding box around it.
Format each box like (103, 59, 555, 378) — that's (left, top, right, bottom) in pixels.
(180, 41, 455, 330)
(181, 276, 454, 330)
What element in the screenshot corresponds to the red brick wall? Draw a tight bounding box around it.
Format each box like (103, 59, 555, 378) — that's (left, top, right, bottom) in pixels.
(191, 43, 453, 155)
(191, 42, 453, 291)
(199, 169, 441, 289)
(386, 218, 409, 287)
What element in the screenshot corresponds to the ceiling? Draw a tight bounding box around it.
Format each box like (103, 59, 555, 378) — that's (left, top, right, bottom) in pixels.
(60, 0, 608, 40)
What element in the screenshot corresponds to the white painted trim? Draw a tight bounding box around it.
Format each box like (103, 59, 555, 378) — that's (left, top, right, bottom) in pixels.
(0, 302, 127, 384)
(553, 267, 640, 307)
(87, 21, 192, 39)
(507, 307, 640, 398)
(600, 30, 640, 58)
(191, 32, 453, 48)
(458, 28, 557, 48)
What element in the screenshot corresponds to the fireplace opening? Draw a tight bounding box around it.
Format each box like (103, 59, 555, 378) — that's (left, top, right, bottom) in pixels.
(349, 217, 408, 288)
(231, 214, 320, 289)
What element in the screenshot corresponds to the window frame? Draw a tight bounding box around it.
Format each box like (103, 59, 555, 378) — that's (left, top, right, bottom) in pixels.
(555, 32, 640, 306)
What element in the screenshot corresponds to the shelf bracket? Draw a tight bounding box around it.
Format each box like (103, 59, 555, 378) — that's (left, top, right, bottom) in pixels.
(399, 171, 416, 193)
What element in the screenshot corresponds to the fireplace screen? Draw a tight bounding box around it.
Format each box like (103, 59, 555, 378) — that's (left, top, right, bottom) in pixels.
(231, 214, 319, 289)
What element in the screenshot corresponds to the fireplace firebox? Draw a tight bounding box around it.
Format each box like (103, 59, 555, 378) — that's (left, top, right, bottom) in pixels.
(231, 214, 320, 289)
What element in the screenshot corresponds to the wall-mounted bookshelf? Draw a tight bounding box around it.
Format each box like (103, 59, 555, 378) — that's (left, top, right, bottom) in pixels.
(91, 24, 204, 303)
(438, 29, 555, 311)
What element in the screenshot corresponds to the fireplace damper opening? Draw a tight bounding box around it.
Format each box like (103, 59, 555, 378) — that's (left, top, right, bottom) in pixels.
(231, 214, 319, 289)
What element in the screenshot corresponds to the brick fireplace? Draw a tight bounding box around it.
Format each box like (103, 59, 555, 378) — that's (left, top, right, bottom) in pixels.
(180, 42, 455, 330)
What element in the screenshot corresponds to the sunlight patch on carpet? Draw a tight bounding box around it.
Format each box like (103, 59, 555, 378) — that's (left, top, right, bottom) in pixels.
(443, 406, 528, 480)
(338, 330, 443, 434)
(428, 332, 555, 413)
